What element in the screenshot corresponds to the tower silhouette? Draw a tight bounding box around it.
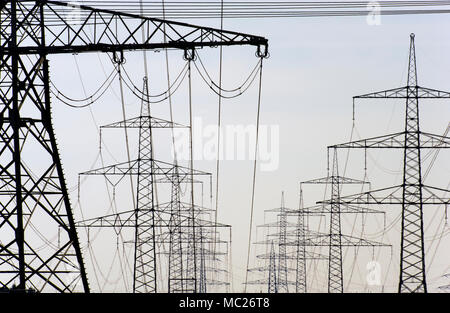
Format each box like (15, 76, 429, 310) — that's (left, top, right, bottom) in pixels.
(0, 0, 267, 292)
(326, 34, 450, 293)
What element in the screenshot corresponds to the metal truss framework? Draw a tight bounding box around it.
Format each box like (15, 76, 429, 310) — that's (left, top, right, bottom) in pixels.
(78, 78, 225, 294)
(323, 34, 450, 293)
(244, 161, 388, 294)
(299, 169, 388, 293)
(246, 194, 305, 293)
(0, 0, 267, 292)
(268, 241, 277, 293)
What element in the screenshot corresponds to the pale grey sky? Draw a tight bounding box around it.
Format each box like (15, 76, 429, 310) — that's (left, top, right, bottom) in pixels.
(46, 4, 450, 292)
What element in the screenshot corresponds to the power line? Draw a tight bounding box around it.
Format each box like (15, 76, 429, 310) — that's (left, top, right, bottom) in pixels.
(45, 1, 450, 20)
(244, 55, 265, 292)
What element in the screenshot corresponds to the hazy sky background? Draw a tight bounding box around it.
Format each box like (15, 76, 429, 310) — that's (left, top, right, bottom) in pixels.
(45, 1, 450, 292)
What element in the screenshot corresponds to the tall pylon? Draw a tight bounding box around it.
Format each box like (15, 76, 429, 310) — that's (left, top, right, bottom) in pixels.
(167, 168, 189, 293)
(328, 149, 343, 293)
(297, 173, 388, 293)
(278, 192, 289, 292)
(77, 77, 234, 292)
(0, 0, 267, 292)
(81, 77, 199, 293)
(399, 33, 426, 293)
(133, 77, 157, 293)
(325, 34, 450, 293)
(295, 190, 307, 293)
(246, 194, 330, 292)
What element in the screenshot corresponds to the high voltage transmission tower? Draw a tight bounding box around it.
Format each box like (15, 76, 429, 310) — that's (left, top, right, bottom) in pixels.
(268, 241, 277, 293)
(0, 0, 267, 293)
(245, 195, 300, 292)
(274, 169, 389, 293)
(322, 33, 450, 293)
(247, 170, 388, 293)
(246, 182, 387, 293)
(245, 193, 328, 293)
(76, 76, 220, 293)
(298, 151, 389, 293)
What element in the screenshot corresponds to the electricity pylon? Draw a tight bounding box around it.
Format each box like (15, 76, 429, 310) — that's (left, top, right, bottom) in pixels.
(79, 76, 210, 293)
(245, 194, 296, 292)
(0, 0, 267, 292)
(277, 193, 288, 292)
(246, 195, 327, 293)
(295, 190, 307, 293)
(79, 77, 231, 294)
(78, 79, 229, 294)
(268, 241, 278, 293)
(323, 33, 450, 293)
(299, 161, 386, 293)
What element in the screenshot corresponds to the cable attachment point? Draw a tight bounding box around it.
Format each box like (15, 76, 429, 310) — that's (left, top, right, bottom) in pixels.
(183, 48, 196, 61)
(112, 50, 126, 64)
(256, 44, 269, 58)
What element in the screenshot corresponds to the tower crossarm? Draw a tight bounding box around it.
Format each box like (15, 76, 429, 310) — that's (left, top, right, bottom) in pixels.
(318, 185, 450, 205)
(329, 131, 450, 149)
(256, 221, 298, 228)
(247, 266, 296, 273)
(243, 279, 296, 286)
(206, 279, 230, 286)
(79, 159, 210, 177)
(301, 176, 369, 185)
(76, 209, 231, 229)
(1, 0, 268, 55)
(256, 251, 327, 260)
(155, 201, 215, 213)
(100, 116, 188, 129)
(284, 204, 384, 215)
(284, 234, 390, 247)
(354, 86, 450, 98)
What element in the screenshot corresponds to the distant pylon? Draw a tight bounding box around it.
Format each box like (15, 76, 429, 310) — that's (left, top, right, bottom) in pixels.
(299, 173, 388, 293)
(168, 169, 189, 292)
(295, 189, 307, 293)
(278, 192, 289, 292)
(328, 148, 343, 293)
(77, 77, 209, 292)
(268, 241, 278, 293)
(326, 33, 450, 293)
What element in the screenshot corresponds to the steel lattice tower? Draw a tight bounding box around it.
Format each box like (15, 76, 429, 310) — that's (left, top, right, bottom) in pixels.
(247, 177, 387, 293)
(78, 83, 229, 293)
(400, 33, 425, 293)
(0, 0, 267, 292)
(300, 172, 384, 293)
(277, 193, 289, 292)
(268, 241, 278, 293)
(296, 172, 389, 293)
(81, 80, 203, 292)
(168, 168, 188, 293)
(246, 196, 327, 292)
(133, 77, 157, 293)
(328, 148, 343, 293)
(295, 190, 307, 293)
(325, 34, 450, 293)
